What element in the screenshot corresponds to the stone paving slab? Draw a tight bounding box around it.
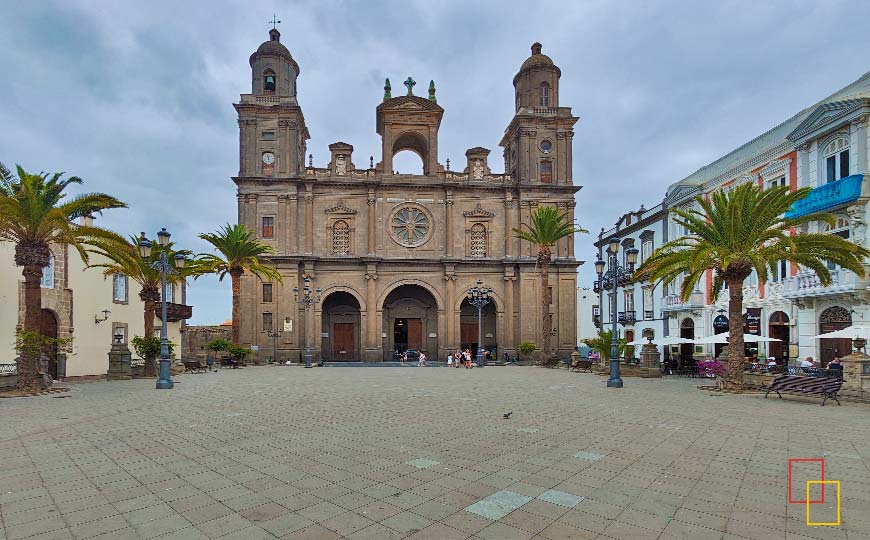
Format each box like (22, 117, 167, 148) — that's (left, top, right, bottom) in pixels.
(1, 367, 869, 539)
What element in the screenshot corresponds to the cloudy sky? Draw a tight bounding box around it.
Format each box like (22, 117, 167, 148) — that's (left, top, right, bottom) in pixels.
(2, 1, 869, 324)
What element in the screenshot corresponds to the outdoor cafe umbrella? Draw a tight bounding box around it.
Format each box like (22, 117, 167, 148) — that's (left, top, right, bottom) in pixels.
(692, 332, 781, 344)
(811, 325, 870, 340)
(627, 336, 694, 346)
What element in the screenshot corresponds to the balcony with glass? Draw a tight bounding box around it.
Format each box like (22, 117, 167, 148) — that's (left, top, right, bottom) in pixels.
(661, 291, 705, 313)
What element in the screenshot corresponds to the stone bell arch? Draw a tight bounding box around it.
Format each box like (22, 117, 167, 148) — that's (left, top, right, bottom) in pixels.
(376, 77, 444, 176)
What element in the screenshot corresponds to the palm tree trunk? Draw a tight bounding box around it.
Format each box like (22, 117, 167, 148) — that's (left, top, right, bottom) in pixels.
(230, 269, 243, 345)
(724, 277, 746, 392)
(143, 299, 157, 377)
(540, 249, 552, 357)
(19, 265, 47, 392)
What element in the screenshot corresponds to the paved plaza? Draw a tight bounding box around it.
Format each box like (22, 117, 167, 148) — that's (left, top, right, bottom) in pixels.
(1, 367, 869, 540)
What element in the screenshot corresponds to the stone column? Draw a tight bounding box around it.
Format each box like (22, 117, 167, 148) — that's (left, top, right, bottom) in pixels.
(797, 143, 811, 188)
(504, 195, 514, 257)
(367, 188, 377, 254)
(444, 269, 457, 350)
(503, 272, 515, 353)
(445, 190, 454, 257)
(304, 184, 314, 254)
(639, 342, 661, 378)
(106, 341, 132, 380)
(364, 266, 379, 361)
(245, 194, 258, 231)
(565, 130, 575, 184)
(841, 350, 870, 396)
(237, 193, 246, 228)
(288, 193, 298, 253)
(277, 194, 289, 255)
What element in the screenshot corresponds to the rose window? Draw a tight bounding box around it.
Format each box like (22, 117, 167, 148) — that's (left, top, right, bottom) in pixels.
(391, 206, 430, 246)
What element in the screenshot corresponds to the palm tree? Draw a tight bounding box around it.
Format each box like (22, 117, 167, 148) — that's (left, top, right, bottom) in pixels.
(636, 183, 869, 392)
(582, 329, 627, 362)
(513, 206, 586, 357)
(197, 224, 282, 345)
(87, 235, 193, 376)
(0, 163, 126, 391)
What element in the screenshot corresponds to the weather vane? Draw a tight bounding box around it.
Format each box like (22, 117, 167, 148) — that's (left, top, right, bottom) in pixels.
(269, 14, 281, 29)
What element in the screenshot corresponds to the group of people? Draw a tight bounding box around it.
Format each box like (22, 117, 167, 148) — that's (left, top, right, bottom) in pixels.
(448, 349, 477, 368)
(800, 356, 842, 370)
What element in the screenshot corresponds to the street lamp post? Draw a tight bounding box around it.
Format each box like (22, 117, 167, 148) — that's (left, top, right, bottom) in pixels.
(293, 276, 321, 368)
(594, 239, 638, 388)
(466, 279, 493, 368)
(138, 229, 186, 390)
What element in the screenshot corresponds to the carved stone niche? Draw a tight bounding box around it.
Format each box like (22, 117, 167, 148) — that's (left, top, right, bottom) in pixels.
(328, 142, 354, 176)
(464, 147, 491, 180)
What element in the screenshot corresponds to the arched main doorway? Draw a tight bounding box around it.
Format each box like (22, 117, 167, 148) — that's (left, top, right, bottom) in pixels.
(768, 311, 789, 363)
(459, 298, 497, 361)
(679, 318, 694, 365)
(39, 309, 59, 379)
(819, 306, 851, 364)
(382, 285, 438, 361)
(321, 292, 361, 361)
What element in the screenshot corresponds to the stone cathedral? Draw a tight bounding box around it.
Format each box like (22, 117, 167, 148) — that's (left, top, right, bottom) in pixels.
(234, 29, 580, 362)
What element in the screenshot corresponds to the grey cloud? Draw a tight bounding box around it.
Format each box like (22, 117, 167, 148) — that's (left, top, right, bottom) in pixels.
(1, 0, 869, 323)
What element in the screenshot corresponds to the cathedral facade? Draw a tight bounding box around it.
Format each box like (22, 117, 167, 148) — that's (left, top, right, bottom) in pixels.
(234, 30, 581, 362)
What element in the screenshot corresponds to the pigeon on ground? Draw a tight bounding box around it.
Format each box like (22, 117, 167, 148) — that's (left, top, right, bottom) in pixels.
(503, 412, 513, 419)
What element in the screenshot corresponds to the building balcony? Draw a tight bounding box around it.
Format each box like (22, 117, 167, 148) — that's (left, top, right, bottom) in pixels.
(644, 310, 654, 320)
(660, 291, 705, 313)
(618, 311, 636, 325)
(784, 174, 864, 219)
(782, 269, 868, 299)
(155, 302, 194, 322)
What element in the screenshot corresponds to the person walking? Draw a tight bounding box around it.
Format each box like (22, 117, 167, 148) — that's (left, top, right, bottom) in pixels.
(418, 351, 427, 367)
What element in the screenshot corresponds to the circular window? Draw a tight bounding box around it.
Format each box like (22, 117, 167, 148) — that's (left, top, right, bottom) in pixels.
(390, 206, 431, 247)
(540, 140, 552, 154)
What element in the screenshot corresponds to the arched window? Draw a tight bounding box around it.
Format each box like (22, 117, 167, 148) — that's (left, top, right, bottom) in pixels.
(539, 82, 550, 107)
(539, 160, 553, 183)
(470, 224, 487, 258)
(41, 255, 54, 288)
(263, 69, 276, 93)
(822, 136, 850, 183)
(332, 220, 350, 255)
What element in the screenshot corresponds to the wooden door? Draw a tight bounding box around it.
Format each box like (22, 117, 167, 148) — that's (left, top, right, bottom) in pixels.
(407, 319, 423, 350)
(460, 323, 477, 346)
(333, 323, 355, 360)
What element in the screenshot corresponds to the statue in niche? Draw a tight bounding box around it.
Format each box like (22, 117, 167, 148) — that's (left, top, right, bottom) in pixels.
(471, 159, 484, 180)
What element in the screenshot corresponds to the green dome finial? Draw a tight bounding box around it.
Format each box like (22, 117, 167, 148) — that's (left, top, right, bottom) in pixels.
(383, 78, 392, 101)
(428, 80, 436, 103)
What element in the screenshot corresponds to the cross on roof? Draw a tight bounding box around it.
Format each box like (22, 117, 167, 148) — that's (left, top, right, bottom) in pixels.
(269, 14, 281, 29)
(404, 77, 416, 96)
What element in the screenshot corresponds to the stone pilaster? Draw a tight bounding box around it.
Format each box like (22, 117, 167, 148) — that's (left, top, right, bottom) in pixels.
(304, 184, 314, 254)
(367, 188, 377, 254)
(289, 193, 298, 253)
(445, 191, 454, 257)
(364, 266, 379, 361)
(444, 269, 457, 350)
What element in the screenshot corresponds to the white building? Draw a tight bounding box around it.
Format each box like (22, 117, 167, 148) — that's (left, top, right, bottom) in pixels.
(576, 287, 597, 346)
(602, 70, 870, 366)
(1, 218, 189, 380)
(594, 203, 668, 359)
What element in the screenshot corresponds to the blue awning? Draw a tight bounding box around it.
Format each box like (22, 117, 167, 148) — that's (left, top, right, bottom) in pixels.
(785, 174, 864, 219)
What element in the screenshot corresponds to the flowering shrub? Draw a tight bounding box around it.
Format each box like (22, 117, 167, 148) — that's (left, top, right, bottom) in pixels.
(697, 359, 726, 378)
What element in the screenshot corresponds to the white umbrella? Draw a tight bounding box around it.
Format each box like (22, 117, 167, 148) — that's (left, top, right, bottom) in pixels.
(812, 325, 870, 340)
(627, 336, 694, 346)
(693, 333, 780, 344)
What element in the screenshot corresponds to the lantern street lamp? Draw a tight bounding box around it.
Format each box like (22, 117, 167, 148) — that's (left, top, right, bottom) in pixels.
(138, 229, 187, 390)
(466, 279, 493, 368)
(593, 239, 638, 388)
(293, 276, 321, 368)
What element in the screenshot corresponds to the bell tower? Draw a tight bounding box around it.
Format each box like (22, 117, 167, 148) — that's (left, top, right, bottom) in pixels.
(500, 43, 577, 185)
(233, 28, 310, 180)
(375, 77, 444, 176)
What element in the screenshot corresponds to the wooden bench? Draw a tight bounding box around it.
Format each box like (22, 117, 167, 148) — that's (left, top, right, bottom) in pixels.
(762, 374, 843, 406)
(183, 360, 207, 374)
(570, 359, 593, 372)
